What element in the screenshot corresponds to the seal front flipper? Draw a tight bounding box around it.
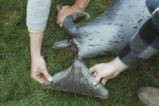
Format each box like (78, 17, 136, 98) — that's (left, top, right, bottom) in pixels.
(56, 5, 90, 37)
(48, 0, 150, 99)
(53, 40, 71, 49)
(63, 12, 90, 37)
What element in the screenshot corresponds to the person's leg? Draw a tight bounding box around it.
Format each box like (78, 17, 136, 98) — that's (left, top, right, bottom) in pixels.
(146, 0, 159, 14)
(137, 87, 159, 106)
(137, 1, 159, 105)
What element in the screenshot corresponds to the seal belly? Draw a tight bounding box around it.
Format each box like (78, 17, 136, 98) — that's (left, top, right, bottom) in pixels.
(75, 0, 151, 58)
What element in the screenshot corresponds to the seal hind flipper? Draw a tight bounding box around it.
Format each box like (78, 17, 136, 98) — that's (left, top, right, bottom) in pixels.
(44, 59, 109, 99)
(45, 0, 150, 99)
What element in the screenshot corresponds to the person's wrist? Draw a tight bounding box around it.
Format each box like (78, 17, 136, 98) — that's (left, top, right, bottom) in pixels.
(73, 0, 90, 11)
(31, 52, 41, 59)
(29, 31, 43, 35)
(112, 57, 128, 72)
(30, 45, 41, 58)
(72, 4, 84, 12)
(29, 31, 43, 59)
(30, 50, 42, 61)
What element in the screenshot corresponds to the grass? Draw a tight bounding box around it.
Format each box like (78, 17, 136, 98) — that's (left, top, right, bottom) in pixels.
(0, 0, 159, 105)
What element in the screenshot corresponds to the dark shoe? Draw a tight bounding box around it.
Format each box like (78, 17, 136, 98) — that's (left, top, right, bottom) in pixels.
(137, 87, 159, 106)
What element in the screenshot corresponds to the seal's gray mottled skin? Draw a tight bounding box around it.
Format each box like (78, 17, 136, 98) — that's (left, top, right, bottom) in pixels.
(44, 0, 150, 99)
(45, 58, 108, 99)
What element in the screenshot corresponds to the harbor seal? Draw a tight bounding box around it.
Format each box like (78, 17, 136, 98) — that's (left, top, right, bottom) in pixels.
(44, 0, 151, 99)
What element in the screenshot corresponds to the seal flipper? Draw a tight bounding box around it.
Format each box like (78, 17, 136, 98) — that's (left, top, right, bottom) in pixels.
(56, 5, 90, 37)
(53, 40, 71, 49)
(44, 59, 109, 99)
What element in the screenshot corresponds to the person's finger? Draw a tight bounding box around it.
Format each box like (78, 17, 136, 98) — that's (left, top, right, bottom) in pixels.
(93, 75, 102, 85)
(93, 72, 97, 77)
(57, 12, 62, 21)
(101, 78, 107, 85)
(43, 69, 52, 81)
(57, 14, 64, 26)
(59, 15, 66, 27)
(31, 74, 45, 83)
(57, 17, 60, 25)
(60, 23, 63, 27)
(57, 11, 63, 24)
(57, 7, 65, 20)
(57, 6, 70, 26)
(59, 15, 65, 27)
(89, 66, 96, 74)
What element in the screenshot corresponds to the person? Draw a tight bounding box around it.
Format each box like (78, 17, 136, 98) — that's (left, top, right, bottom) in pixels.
(26, 0, 90, 83)
(26, 0, 159, 105)
(89, 0, 159, 105)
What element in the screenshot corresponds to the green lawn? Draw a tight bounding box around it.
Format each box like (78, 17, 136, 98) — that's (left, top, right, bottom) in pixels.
(0, 0, 159, 106)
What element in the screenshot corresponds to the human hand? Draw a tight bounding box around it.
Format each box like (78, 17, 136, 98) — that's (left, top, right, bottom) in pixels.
(89, 57, 128, 86)
(31, 55, 52, 84)
(57, 5, 83, 27)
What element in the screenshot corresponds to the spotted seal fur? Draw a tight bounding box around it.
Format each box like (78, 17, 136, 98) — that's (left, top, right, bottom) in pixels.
(44, 0, 150, 99)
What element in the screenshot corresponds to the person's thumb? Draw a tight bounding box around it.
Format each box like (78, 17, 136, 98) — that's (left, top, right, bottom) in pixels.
(43, 70, 52, 82)
(93, 75, 102, 85)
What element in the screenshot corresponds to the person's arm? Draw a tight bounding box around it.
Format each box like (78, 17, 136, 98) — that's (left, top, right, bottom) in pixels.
(30, 32, 52, 83)
(57, 0, 90, 27)
(26, 0, 52, 83)
(119, 8, 159, 67)
(26, 0, 52, 32)
(90, 7, 159, 86)
(89, 57, 128, 85)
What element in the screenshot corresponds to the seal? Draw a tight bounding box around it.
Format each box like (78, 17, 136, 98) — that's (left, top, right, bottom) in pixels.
(44, 0, 151, 99)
